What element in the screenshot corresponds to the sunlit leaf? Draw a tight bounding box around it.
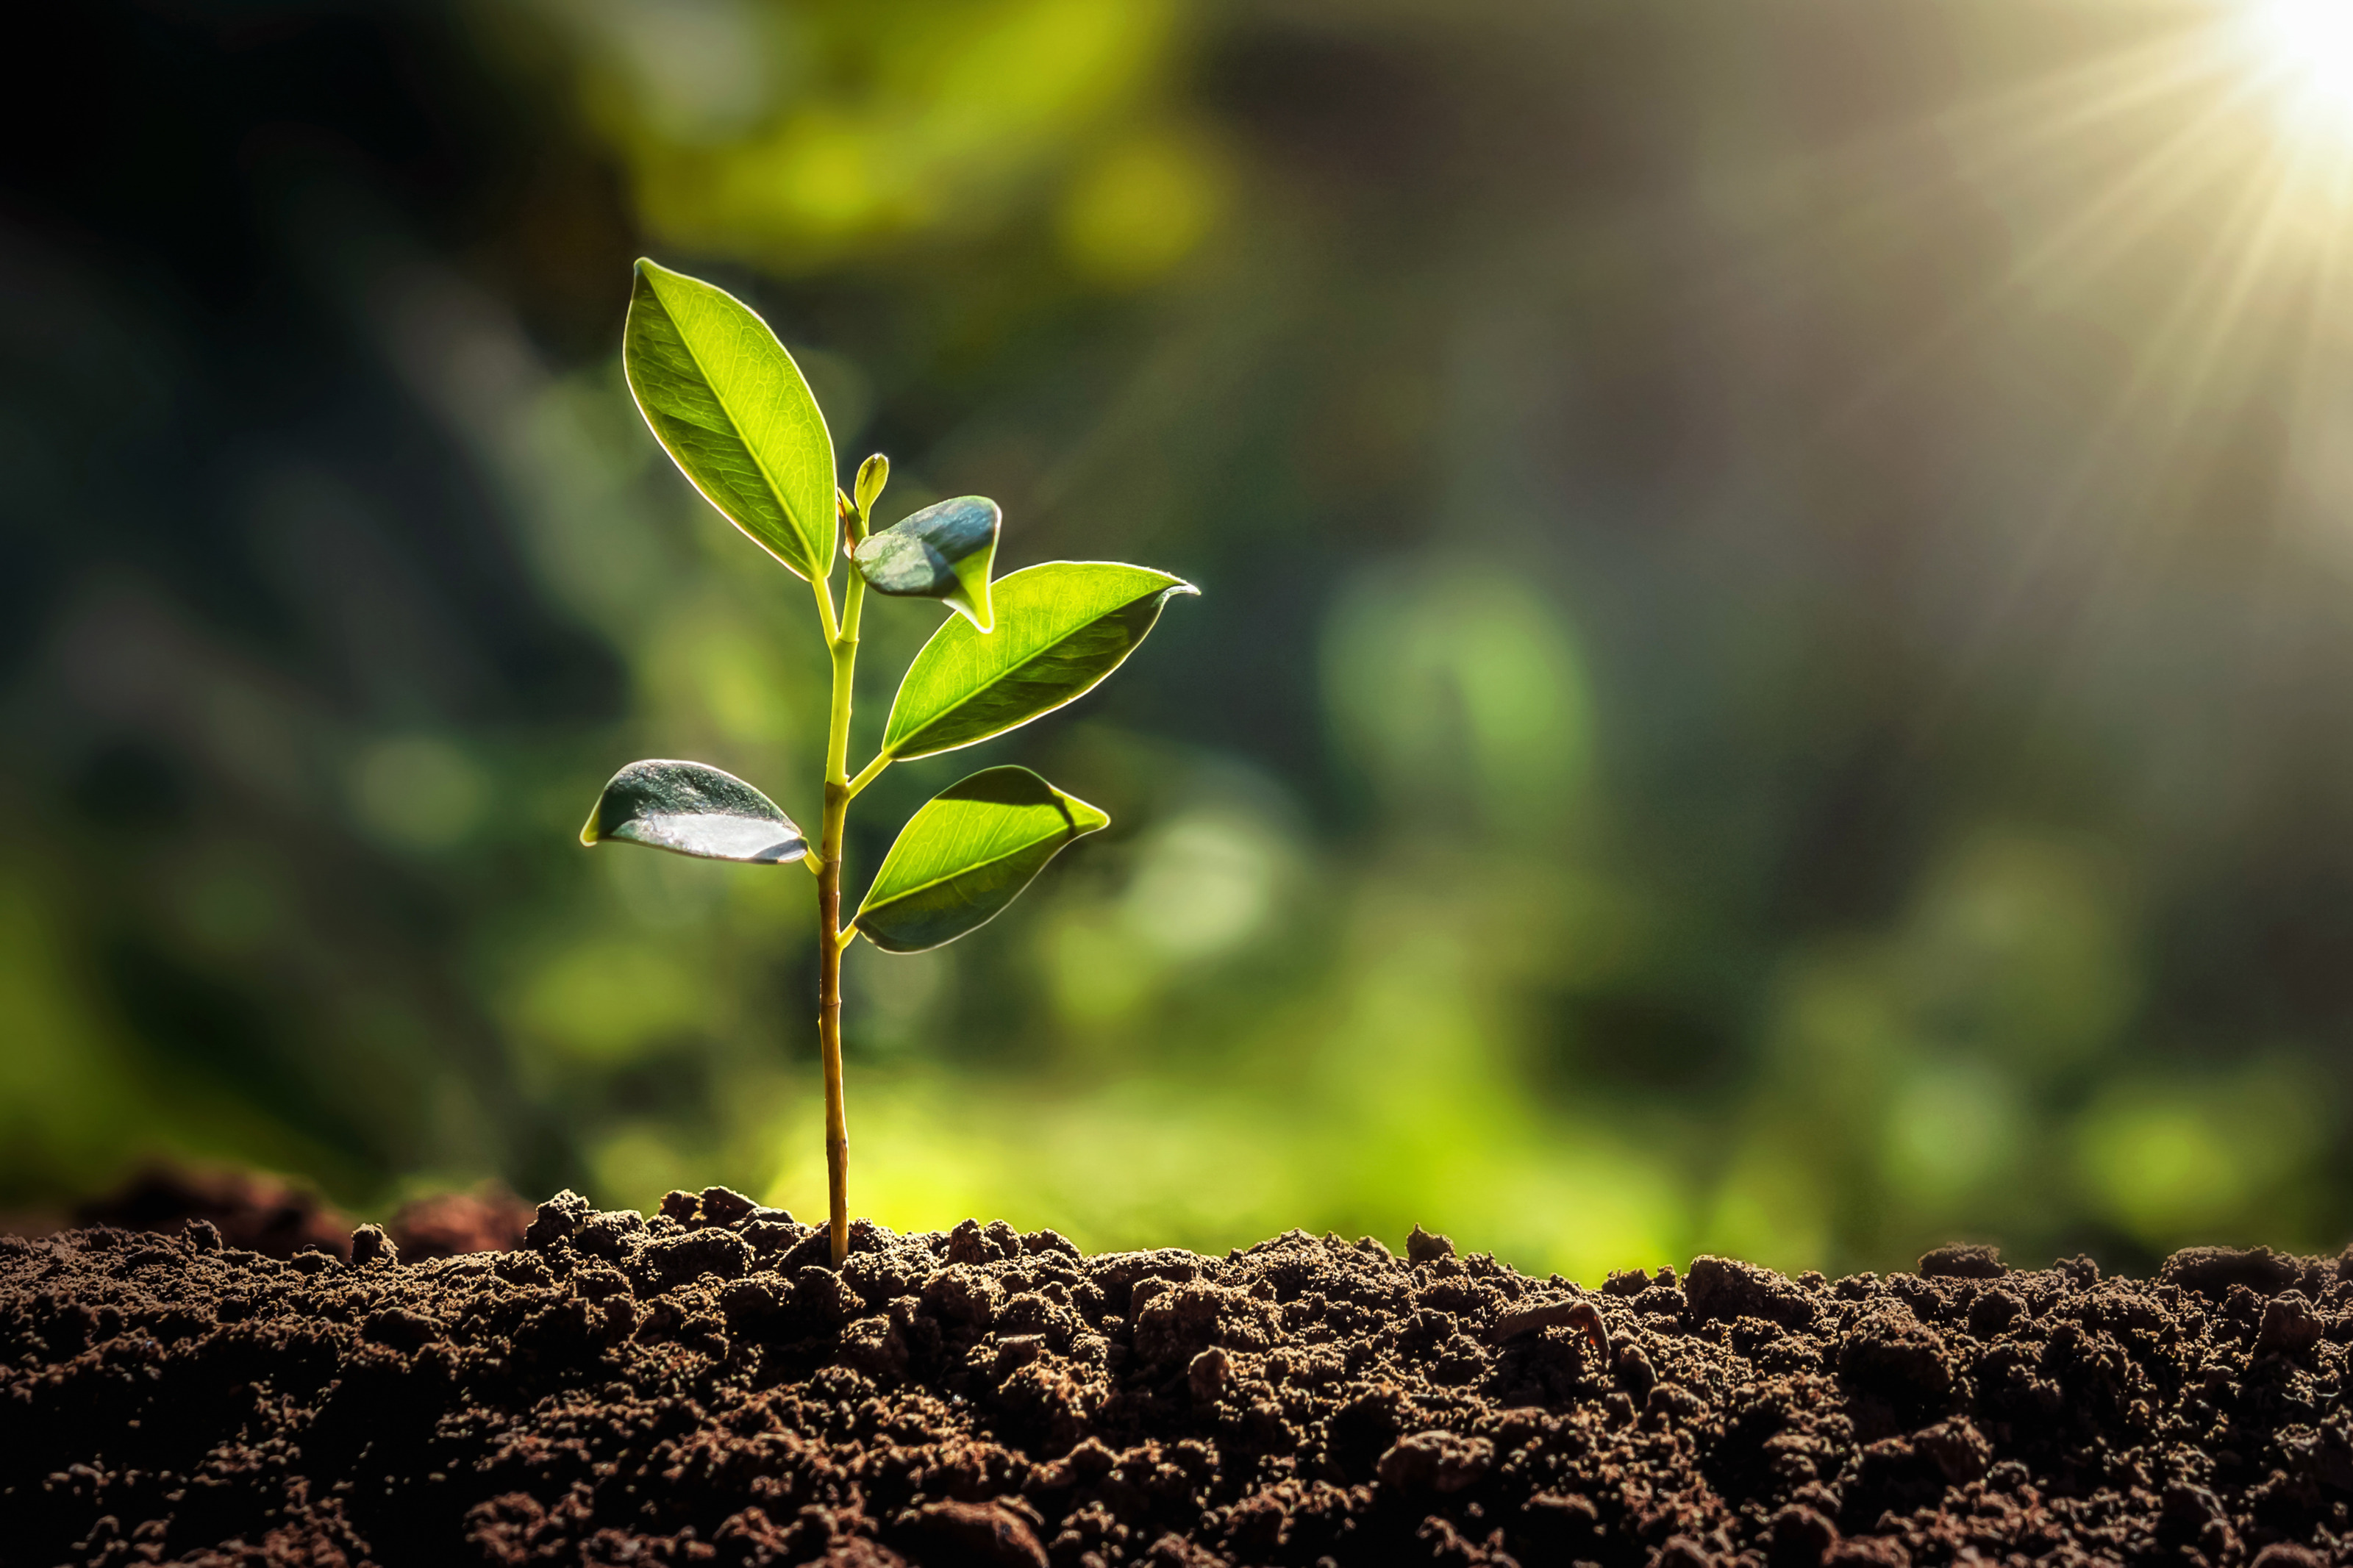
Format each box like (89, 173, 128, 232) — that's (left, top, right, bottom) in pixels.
(853, 495, 1001, 631)
(854, 453, 890, 519)
(853, 766, 1108, 953)
(581, 759, 807, 864)
(881, 562, 1195, 759)
(624, 258, 836, 582)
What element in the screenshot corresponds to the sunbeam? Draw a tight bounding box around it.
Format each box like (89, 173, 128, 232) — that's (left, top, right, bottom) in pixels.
(1687, 0, 2353, 817)
(2240, 0, 2353, 151)
(1764, 1, 2353, 454)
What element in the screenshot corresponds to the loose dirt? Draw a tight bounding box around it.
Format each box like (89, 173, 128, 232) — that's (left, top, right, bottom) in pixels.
(4, 1189, 2348, 1567)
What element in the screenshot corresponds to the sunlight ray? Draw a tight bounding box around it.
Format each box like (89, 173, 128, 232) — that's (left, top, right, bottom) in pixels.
(1832, 0, 2353, 773)
(2238, 0, 2353, 151)
(2007, 139, 2304, 583)
(1935, 25, 2237, 176)
(1782, 4, 2353, 458)
(1809, 74, 2272, 443)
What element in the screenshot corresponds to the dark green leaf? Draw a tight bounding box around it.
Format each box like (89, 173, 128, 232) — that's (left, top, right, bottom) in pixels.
(853, 495, 1001, 630)
(852, 766, 1107, 953)
(624, 259, 836, 581)
(880, 561, 1196, 759)
(581, 759, 807, 864)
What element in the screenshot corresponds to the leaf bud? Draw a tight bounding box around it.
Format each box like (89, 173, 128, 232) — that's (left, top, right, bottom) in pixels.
(855, 453, 890, 518)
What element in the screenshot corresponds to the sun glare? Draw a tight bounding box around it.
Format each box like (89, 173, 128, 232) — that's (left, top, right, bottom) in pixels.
(2240, 0, 2353, 150)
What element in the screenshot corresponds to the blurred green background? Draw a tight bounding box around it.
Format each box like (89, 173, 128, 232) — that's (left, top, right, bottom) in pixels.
(5, 0, 2352, 1281)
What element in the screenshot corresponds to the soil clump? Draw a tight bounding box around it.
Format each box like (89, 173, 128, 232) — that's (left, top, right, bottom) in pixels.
(8, 1168, 533, 1264)
(5, 1189, 2351, 1567)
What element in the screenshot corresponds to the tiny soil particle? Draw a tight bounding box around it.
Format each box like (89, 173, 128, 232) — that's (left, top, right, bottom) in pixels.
(6, 1195, 2353, 1567)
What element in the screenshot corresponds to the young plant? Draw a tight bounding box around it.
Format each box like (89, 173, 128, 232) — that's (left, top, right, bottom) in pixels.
(579, 260, 1194, 1266)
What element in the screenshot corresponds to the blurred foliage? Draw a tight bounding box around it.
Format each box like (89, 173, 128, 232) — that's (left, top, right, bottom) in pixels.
(4, 0, 2353, 1280)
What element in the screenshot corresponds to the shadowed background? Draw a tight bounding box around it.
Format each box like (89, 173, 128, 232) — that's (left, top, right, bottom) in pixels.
(5, 0, 2352, 1281)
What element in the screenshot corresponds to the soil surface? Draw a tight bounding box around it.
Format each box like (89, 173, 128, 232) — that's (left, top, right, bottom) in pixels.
(6, 1168, 535, 1264)
(4, 1190, 2350, 1568)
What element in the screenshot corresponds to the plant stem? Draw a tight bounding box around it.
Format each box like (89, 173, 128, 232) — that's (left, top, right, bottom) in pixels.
(815, 568, 865, 1267)
(844, 751, 890, 801)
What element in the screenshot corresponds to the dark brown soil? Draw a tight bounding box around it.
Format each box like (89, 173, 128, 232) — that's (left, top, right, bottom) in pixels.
(11, 1167, 535, 1264)
(4, 1190, 2349, 1568)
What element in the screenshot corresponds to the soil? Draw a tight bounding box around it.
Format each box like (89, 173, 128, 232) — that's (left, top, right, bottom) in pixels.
(6, 1167, 535, 1264)
(4, 1188, 2350, 1568)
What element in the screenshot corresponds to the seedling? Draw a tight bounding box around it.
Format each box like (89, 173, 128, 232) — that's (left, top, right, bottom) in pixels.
(580, 260, 1194, 1265)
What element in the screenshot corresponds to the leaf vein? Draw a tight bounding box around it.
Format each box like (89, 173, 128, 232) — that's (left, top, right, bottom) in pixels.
(860, 826, 1069, 913)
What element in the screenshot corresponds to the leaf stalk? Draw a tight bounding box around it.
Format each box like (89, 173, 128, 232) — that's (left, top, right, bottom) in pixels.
(845, 752, 890, 801)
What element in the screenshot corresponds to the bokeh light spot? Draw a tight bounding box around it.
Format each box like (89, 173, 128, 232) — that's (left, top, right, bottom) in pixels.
(2076, 1064, 2327, 1248)
(513, 942, 704, 1064)
(1323, 564, 1590, 836)
(1121, 809, 1283, 961)
(1059, 131, 1227, 285)
(350, 736, 486, 851)
(1882, 1061, 2022, 1208)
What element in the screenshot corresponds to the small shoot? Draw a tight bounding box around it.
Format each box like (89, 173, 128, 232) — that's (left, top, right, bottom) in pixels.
(854, 454, 892, 529)
(580, 259, 1195, 1265)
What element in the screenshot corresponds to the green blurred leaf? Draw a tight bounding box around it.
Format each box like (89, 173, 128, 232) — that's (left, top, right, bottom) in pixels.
(854, 765, 1108, 953)
(624, 259, 836, 582)
(881, 561, 1195, 759)
(854, 495, 1001, 631)
(581, 759, 807, 864)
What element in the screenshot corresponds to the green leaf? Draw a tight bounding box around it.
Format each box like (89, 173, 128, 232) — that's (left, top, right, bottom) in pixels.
(624, 258, 836, 582)
(853, 766, 1108, 953)
(854, 453, 890, 519)
(581, 759, 807, 864)
(880, 562, 1196, 759)
(853, 495, 1001, 631)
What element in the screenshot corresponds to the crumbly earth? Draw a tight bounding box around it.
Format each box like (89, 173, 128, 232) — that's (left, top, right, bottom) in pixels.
(4, 1189, 2349, 1568)
(7, 1167, 535, 1264)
